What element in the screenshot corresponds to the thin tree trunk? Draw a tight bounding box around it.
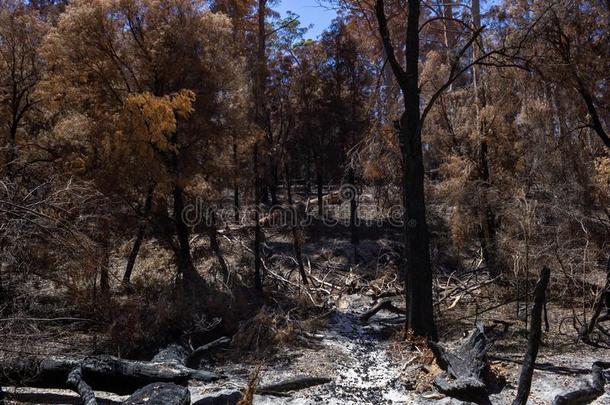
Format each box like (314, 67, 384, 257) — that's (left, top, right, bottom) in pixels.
(123, 186, 154, 285)
(472, 0, 500, 278)
(100, 239, 109, 295)
(348, 168, 359, 262)
(316, 169, 323, 217)
(270, 161, 279, 205)
(173, 184, 195, 281)
(233, 142, 240, 223)
(123, 225, 145, 285)
(209, 211, 230, 284)
(513, 267, 551, 405)
(285, 163, 293, 205)
(584, 257, 610, 338)
(291, 204, 308, 285)
(253, 144, 263, 292)
(6, 123, 18, 177)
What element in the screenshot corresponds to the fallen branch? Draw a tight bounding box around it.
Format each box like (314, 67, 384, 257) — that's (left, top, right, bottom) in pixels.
(513, 267, 551, 405)
(361, 299, 406, 322)
(552, 361, 610, 405)
(66, 367, 97, 405)
(186, 337, 231, 366)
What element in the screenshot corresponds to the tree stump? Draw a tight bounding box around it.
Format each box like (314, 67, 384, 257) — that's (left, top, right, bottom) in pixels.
(429, 323, 493, 398)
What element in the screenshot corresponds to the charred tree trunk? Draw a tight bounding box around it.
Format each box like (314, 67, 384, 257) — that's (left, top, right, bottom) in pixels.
(99, 242, 110, 296)
(124, 225, 145, 285)
(208, 211, 230, 284)
(575, 77, 610, 148)
(472, 0, 500, 279)
(375, 0, 436, 339)
(123, 186, 154, 285)
(291, 203, 308, 285)
(270, 160, 279, 205)
(285, 163, 293, 205)
(305, 151, 312, 196)
(401, 8, 436, 338)
(6, 123, 18, 177)
(233, 141, 240, 223)
(173, 184, 196, 284)
(253, 144, 263, 292)
(316, 169, 323, 217)
(348, 169, 359, 263)
(513, 267, 551, 405)
(583, 257, 610, 339)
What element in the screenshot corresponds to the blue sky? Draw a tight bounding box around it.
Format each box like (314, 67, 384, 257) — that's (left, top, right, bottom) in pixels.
(275, 0, 338, 39)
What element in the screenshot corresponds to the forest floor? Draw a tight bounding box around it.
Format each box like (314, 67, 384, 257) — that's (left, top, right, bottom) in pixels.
(3, 288, 610, 404)
(2, 192, 610, 404)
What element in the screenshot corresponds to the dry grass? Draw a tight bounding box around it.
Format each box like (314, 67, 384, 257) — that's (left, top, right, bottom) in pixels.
(237, 365, 262, 405)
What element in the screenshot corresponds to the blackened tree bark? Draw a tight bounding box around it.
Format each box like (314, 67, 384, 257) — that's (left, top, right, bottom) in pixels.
(208, 210, 230, 284)
(253, 144, 263, 292)
(375, 0, 436, 339)
(583, 257, 610, 339)
(348, 168, 359, 262)
(173, 184, 195, 281)
(100, 238, 109, 295)
(233, 140, 240, 223)
(316, 169, 323, 217)
(472, 0, 500, 278)
(545, 13, 610, 148)
(285, 163, 293, 205)
(250, 0, 266, 292)
(123, 185, 155, 285)
(291, 203, 308, 285)
(513, 267, 551, 405)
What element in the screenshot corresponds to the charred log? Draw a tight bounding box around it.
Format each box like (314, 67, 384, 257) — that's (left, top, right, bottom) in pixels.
(123, 382, 190, 405)
(0, 352, 222, 395)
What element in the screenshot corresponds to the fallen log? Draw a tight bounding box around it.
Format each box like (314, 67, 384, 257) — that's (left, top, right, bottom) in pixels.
(0, 352, 222, 395)
(429, 323, 493, 399)
(552, 361, 610, 405)
(67, 367, 97, 405)
(0, 387, 122, 404)
(256, 376, 331, 395)
(123, 382, 190, 405)
(361, 299, 406, 322)
(513, 267, 551, 405)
